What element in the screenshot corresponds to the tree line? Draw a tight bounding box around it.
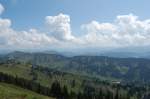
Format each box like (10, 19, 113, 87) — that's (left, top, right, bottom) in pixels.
(0, 71, 145, 99)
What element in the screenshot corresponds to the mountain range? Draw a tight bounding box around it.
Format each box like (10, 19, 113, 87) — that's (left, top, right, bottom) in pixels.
(1, 51, 150, 83)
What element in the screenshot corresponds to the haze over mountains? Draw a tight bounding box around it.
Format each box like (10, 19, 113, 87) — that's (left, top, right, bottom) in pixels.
(1, 49, 150, 59)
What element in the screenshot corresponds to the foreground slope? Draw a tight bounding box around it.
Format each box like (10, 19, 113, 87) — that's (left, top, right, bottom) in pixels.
(0, 82, 54, 99)
(0, 55, 148, 99)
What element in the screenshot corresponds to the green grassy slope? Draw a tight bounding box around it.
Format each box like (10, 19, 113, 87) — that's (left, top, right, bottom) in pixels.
(0, 62, 93, 93)
(0, 82, 54, 99)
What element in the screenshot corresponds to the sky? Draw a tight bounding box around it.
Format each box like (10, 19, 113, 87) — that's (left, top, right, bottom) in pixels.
(0, 0, 150, 52)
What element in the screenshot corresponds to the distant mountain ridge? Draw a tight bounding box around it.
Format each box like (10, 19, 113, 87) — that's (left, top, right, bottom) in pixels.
(1, 51, 150, 83)
(1, 49, 150, 58)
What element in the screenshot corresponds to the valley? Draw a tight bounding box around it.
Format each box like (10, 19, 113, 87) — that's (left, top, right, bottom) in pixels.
(0, 51, 150, 99)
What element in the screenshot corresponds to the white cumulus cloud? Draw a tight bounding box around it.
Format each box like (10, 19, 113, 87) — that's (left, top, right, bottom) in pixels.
(0, 19, 57, 49)
(1, 2, 150, 51)
(45, 13, 75, 41)
(81, 14, 150, 48)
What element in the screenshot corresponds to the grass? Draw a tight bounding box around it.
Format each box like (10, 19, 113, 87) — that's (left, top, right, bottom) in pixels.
(0, 82, 55, 99)
(0, 62, 105, 94)
(0, 63, 84, 92)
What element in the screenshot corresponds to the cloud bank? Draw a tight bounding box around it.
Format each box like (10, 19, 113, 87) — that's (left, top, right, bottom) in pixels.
(1, 3, 150, 51)
(81, 14, 150, 48)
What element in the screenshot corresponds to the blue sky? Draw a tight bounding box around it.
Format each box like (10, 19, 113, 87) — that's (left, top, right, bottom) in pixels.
(0, 0, 150, 52)
(0, 0, 150, 32)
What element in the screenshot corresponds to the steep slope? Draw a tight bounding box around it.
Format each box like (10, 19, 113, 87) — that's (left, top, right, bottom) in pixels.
(0, 82, 54, 99)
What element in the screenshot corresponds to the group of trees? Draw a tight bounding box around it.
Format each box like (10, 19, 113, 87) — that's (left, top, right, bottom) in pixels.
(0, 71, 145, 99)
(0, 72, 71, 99)
(0, 58, 147, 99)
(0, 72, 51, 96)
(0, 59, 146, 99)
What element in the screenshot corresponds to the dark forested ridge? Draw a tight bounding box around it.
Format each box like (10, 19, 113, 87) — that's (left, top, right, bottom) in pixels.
(2, 51, 150, 83)
(0, 51, 150, 99)
(0, 65, 148, 99)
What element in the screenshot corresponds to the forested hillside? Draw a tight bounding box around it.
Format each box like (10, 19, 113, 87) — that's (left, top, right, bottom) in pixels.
(0, 56, 150, 99)
(3, 51, 150, 83)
